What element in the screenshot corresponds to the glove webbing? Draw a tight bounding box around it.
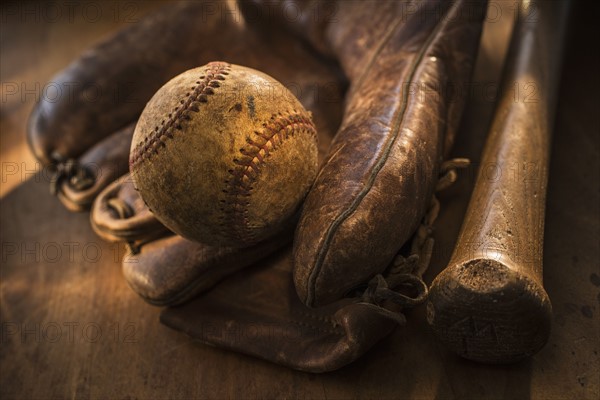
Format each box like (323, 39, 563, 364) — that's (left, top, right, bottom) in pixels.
(360, 158, 470, 324)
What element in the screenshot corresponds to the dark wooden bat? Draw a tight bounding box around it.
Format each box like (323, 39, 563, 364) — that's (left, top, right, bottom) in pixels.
(427, 0, 570, 363)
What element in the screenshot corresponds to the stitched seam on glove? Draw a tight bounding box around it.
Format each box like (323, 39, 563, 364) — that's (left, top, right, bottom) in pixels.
(306, 1, 460, 306)
(286, 317, 344, 336)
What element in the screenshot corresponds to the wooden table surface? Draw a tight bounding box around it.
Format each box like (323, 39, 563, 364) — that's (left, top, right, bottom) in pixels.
(1, 1, 598, 399)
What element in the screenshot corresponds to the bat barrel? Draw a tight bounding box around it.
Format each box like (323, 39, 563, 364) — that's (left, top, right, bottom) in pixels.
(427, 0, 569, 363)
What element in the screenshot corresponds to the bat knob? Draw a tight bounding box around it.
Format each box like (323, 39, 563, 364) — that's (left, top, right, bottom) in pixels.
(427, 258, 552, 363)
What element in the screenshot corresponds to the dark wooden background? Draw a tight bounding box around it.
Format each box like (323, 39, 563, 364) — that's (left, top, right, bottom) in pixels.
(1, 1, 598, 399)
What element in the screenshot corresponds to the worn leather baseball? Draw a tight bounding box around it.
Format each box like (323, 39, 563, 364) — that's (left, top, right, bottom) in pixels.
(130, 62, 318, 247)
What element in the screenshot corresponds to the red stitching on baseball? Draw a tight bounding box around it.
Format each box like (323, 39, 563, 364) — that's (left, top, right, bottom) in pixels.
(219, 111, 316, 243)
(129, 62, 231, 168)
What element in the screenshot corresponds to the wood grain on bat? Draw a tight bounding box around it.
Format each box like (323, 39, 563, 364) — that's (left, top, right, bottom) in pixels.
(427, 0, 570, 363)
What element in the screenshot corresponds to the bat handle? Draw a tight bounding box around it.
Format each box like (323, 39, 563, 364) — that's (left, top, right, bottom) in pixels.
(427, 259, 552, 363)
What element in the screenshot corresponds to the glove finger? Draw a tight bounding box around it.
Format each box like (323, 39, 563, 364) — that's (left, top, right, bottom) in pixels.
(91, 173, 168, 245)
(292, 0, 488, 306)
(26, 2, 268, 166)
(54, 122, 134, 212)
(123, 233, 292, 306)
(27, 3, 187, 166)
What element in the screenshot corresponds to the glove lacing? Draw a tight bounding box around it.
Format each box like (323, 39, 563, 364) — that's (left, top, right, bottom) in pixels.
(360, 158, 470, 325)
(49, 158, 95, 195)
(105, 197, 142, 255)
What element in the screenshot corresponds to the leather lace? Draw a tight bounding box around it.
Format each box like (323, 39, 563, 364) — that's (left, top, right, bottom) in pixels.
(360, 158, 470, 324)
(106, 197, 140, 255)
(49, 159, 95, 195)
(107, 197, 134, 219)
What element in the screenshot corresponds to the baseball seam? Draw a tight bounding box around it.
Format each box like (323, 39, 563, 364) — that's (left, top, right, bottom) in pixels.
(129, 62, 232, 168)
(219, 111, 316, 243)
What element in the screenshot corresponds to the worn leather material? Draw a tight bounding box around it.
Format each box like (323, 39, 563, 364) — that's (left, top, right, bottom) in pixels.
(56, 123, 134, 212)
(160, 249, 407, 373)
(130, 63, 319, 248)
(289, 0, 488, 306)
(91, 174, 169, 244)
(124, 233, 292, 306)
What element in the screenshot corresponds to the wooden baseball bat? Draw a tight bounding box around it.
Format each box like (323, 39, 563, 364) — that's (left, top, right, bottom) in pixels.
(427, 0, 570, 363)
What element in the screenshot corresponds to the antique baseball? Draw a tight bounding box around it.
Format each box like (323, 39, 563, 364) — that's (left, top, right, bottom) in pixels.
(130, 62, 318, 247)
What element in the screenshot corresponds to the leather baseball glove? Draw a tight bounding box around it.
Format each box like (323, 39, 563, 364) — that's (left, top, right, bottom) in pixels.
(27, 0, 486, 372)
